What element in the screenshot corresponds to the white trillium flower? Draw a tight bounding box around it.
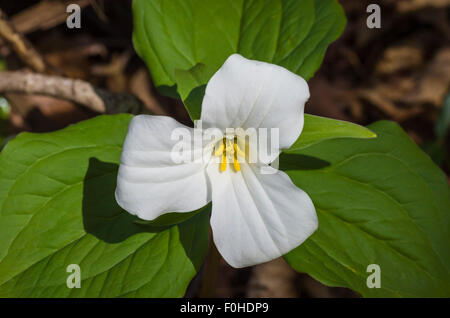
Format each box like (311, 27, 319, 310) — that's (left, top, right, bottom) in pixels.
(115, 54, 318, 268)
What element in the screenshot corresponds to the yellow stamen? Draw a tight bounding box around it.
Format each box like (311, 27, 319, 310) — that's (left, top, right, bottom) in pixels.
(220, 151, 227, 171)
(220, 139, 227, 171)
(233, 142, 241, 171)
(235, 142, 245, 158)
(215, 137, 244, 172)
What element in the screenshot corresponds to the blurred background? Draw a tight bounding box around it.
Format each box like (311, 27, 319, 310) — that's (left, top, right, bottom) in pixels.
(0, 0, 448, 297)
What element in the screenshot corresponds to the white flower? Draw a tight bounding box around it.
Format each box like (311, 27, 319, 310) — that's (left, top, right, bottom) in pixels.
(115, 54, 318, 268)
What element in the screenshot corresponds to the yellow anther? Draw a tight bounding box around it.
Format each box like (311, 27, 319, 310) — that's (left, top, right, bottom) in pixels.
(235, 142, 245, 158)
(219, 139, 227, 171)
(233, 142, 241, 171)
(220, 151, 227, 171)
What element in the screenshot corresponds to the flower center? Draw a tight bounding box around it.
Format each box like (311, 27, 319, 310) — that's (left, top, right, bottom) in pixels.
(214, 137, 244, 172)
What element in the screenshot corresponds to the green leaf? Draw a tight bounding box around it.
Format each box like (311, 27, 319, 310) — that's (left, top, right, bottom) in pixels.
(286, 114, 377, 152)
(174, 64, 209, 120)
(283, 121, 450, 297)
(0, 115, 210, 297)
(133, 0, 346, 106)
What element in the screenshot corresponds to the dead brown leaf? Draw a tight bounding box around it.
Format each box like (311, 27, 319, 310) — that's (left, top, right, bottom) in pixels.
(375, 45, 423, 75)
(246, 258, 299, 298)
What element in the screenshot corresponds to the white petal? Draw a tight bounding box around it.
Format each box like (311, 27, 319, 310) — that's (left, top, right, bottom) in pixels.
(115, 115, 210, 220)
(207, 162, 318, 268)
(201, 54, 309, 149)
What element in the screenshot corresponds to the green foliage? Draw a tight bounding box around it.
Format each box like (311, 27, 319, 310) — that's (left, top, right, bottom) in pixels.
(133, 0, 346, 111)
(287, 115, 376, 151)
(0, 115, 210, 297)
(283, 121, 450, 297)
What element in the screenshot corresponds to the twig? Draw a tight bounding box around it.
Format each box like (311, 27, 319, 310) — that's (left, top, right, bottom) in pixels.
(0, 71, 148, 114)
(0, 9, 46, 72)
(5, 0, 90, 36)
